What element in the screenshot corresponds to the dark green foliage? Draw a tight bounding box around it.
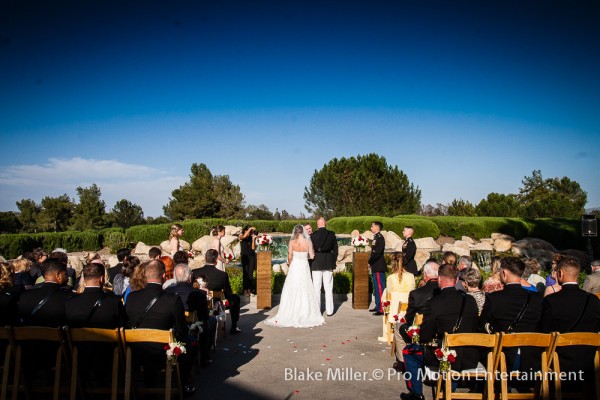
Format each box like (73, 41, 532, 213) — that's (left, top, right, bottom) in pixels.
(429, 216, 529, 239)
(333, 271, 352, 294)
(518, 170, 587, 218)
(277, 220, 316, 233)
(37, 194, 74, 232)
(244, 204, 274, 220)
(448, 199, 477, 216)
(226, 266, 243, 295)
(303, 153, 421, 218)
(327, 216, 440, 238)
(271, 271, 287, 294)
(16, 199, 40, 233)
(0, 231, 102, 260)
(475, 193, 521, 217)
(105, 232, 131, 254)
(71, 184, 107, 231)
(108, 199, 145, 229)
(0, 212, 21, 233)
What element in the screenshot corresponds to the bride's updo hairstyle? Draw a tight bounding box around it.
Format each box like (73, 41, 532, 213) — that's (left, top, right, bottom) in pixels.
(211, 225, 225, 236)
(292, 224, 305, 240)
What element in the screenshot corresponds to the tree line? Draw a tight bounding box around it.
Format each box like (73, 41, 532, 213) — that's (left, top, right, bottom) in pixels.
(0, 155, 591, 234)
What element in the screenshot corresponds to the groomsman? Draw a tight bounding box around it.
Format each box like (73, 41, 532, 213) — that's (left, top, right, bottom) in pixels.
(310, 217, 338, 316)
(402, 226, 419, 275)
(369, 221, 386, 315)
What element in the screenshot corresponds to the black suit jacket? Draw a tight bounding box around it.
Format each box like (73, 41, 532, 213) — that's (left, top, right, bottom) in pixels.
(125, 283, 188, 341)
(65, 287, 127, 328)
(165, 282, 209, 322)
(402, 237, 418, 275)
(399, 279, 440, 342)
(479, 283, 543, 372)
(311, 227, 338, 271)
(420, 287, 480, 371)
(369, 232, 386, 273)
(192, 264, 233, 297)
(540, 284, 600, 374)
(107, 263, 122, 284)
(18, 282, 73, 327)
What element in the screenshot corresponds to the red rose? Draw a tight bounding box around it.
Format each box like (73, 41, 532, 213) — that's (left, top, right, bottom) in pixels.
(393, 315, 399, 321)
(400, 317, 407, 324)
(164, 344, 170, 350)
(434, 348, 443, 358)
(173, 347, 182, 356)
(407, 330, 414, 338)
(447, 354, 456, 363)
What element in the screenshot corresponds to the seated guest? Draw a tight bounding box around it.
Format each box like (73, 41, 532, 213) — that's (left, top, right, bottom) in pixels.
(18, 257, 73, 327)
(12, 258, 34, 289)
(544, 253, 563, 295)
(112, 255, 140, 296)
(443, 251, 457, 266)
(461, 267, 485, 315)
(0, 261, 21, 326)
(540, 256, 600, 392)
(166, 263, 214, 367)
(379, 252, 415, 342)
(192, 249, 241, 334)
(49, 248, 77, 288)
(582, 260, 600, 294)
(123, 260, 147, 303)
(402, 263, 479, 400)
(454, 256, 472, 292)
(173, 250, 190, 266)
(397, 260, 439, 394)
(125, 260, 195, 395)
(482, 256, 504, 293)
(29, 248, 47, 282)
(480, 257, 543, 376)
(520, 262, 539, 293)
(107, 248, 130, 285)
(161, 256, 176, 289)
(524, 258, 545, 292)
(148, 246, 162, 260)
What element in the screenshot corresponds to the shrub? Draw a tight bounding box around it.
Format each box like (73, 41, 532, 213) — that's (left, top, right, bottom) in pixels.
(105, 231, 131, 254)
(327, 216, 439, 238)
(271, 271, 287, 294)
(0, 231, 102, 260)
(226, 266, 243, 295)
(333, 271, 352, 294)
(277, 220, 316, 233)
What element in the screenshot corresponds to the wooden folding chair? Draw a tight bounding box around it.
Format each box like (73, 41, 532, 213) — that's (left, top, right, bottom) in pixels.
(64, 327, 123, 400)
(210, 290, 227, 341)
(494, 332, 557, 400)
(10, 326, 69, 400)
(0, 327, 13, 400)
(120, 328, 183, 400)
(434, 332, 499, 400)
(550, 332, 600, 400)
(184, 310, 198, 324)
(389, 302, 409, 352)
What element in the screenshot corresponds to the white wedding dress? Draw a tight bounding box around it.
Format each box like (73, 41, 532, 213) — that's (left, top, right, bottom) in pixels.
(265, 250, 325, 328)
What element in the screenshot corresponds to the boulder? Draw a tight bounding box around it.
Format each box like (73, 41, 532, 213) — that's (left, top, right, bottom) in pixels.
(106, 255, 119, 267)
(494, 238, 513, 253)
(225, 225, 242, 236)
(337, 245, 355, 263)
(453, 241, 472, 251)
(480, 238, 494, 245)
(362, 231, 375, 241)
(68, 255, 85, 275)
(513, 238, 557, 253)
(192, 236, 215, 253)
(160, 239, 191, 253)
(382, 230, 402, 250)
(491, 233, 515, 241)
(442, 243, 470, 257)
(220, 235, 238, 249)
(189, 257, 205, 270)
(350, 229, 360, 237)
(415, 237, 440, 251)
(133, 241, 153, 255)
(415, 249, 430, 271)
(461, 236, 475, 245)
(471, 242, 494, 251)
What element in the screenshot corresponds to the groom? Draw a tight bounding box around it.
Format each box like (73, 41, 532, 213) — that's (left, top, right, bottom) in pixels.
(310, 217, 338, 316)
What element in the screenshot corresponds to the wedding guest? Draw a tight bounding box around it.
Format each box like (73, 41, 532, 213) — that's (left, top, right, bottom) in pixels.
(521, 260, 541, 293)
(75, 258, 108, 294)
(107, 248, 131, 284)
(582, 260, 600, 294)
(482, 256, 504, 293)
(239, 225, 257, 297)
(161, 256, 176, 289)
(0, 261, 21, 326)
(402, 226, 419, 275)
(193, 249, 241, 334)
(211, 225, 227, 271)
(369, 221, 387, 315)
(123, 261, 147, 303)
(303, 223, 313, 236)
(12, 258, 34, 289)
(148, 246, 162, 259)
(443, 251, 457, 266)
(379, 252, 415, 342)
(455, 255, 472, 292)
(545, 253, 563, 289)
(173, 250, 189, 266)
(169, 224, 184, 256)
(29, 248, 47, 281)
(525, 258, 545, 292)
(49, 248, 77, 288)
(112, 255, 140, 296)
(540, 256, 600, 393)
(462, 267, 485, 315)
(125, 259, 195, 395)
(544, 263, 562, 297)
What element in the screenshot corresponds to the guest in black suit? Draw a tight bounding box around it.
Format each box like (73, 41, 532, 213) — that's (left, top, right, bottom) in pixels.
(401, 263, 479, 400)
(402, 226, 419, 276)
(65, 262, 127, 386)
(480, 257, 543, 374)
(369, 221, 387, 315)
(540, 256, 600, 391)
(125, 259, 194, 394)
(0, 261, 22, 326)
(166, 263, 213, 366)
(18, 257, 73, 327)
(107, 248, 131, 285)
(192, 249, 241, 334)
(311, 217, 338, 316)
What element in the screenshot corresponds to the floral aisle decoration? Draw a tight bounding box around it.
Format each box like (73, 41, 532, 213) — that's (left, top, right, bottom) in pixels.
(434, 347, 457, 373)
(223, 252, 234, 262)
(382, 301, 391, 314)
(406, 324, 421, 344)
(164, 341, 187, 363)
(351, 236, 370, 252)
(255, 234, 273, 252)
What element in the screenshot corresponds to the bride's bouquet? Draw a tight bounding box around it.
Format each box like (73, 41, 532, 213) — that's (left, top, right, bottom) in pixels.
(255, 234, 273, 252)
(351, 236, 370, 252)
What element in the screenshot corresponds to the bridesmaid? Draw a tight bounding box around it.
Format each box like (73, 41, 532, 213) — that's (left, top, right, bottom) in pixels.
(169, 224, 184, 256)
(211, 225, 227, 271)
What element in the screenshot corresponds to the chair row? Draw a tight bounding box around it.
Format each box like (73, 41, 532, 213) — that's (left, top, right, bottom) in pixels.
(433, 331, 600, 400)
(0, 326, 184, 400)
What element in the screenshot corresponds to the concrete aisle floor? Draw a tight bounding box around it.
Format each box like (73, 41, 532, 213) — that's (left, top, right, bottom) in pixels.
(192, 295, 434, 400)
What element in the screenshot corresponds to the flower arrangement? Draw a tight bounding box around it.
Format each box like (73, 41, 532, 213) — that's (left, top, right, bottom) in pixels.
(255, 234, 273, 252)
(382, 301, 391, 314)
(164, 341, 187, 363)
(189, 321, 204, 336)
(223, 252, 234, 262)
(407, 324, 420, 344)
(434, 347, 457, 372)
(351, 236, 370, 252)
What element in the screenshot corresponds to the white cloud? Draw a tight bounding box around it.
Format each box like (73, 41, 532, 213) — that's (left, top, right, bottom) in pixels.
(0, 158, 186, 217)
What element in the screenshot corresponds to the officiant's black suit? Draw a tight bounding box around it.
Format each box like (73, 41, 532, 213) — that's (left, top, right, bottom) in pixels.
(311, 227, 338, 271)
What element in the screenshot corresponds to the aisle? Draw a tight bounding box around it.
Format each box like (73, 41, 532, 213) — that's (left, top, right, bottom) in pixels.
(193, 296, 425, 399)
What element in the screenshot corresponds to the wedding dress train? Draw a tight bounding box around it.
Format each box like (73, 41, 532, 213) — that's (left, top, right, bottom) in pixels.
(264, 251, 325, 328)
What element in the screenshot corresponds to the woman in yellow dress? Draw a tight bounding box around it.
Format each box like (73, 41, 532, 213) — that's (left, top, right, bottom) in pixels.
(378, 252, 415, 342)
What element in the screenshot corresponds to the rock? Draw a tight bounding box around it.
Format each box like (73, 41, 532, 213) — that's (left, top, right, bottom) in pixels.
(415, 237, 440, 251)
(453, 241, 472, 251)
(133, 242, 153, 255)
(225, 225, 242, 236)
(68, 255, 85, 275)
(337, 245, 355, 263)
(480, 238, 494, 244)
(160, 239, 191, 253)
(189, 257, 205, 269)
(494, 238, 513, 253)
(415, 249, 430, 271)
(362, 231, 374, 240)
(442, 243, 470, 257)
(461, 236, 475, 244)
(513, 238, 557, 253)
(220, 235, 238, 250)
(382, 230, 402, 250)
(106, 255, 119, 267)
(272, 264, 281, 273)
(280, 263, 289, 275)
(192, 236, 215, 253)
(471, 242, 494, 251)
(491, 233, 515, 241)
(436, 236, 456, 246)
(350, 229, 360, 237)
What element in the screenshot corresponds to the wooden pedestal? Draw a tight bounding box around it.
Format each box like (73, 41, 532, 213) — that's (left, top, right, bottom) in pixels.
(352, 252, 370, 309)
(256, 251, 272, 309)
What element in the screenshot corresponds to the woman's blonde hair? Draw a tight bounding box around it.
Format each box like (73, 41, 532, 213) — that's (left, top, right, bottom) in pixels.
(490, 256, 502, 276)
(12, 258, 32, 273)
(0, 262, 13, 290)
(129, 261, 148, 291)
(169, 224, 183, 240)
(390, 252, 405, 282)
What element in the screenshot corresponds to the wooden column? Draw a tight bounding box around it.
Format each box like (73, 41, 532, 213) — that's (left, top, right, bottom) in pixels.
(352, 252, 370, 309)
(256, 251, 272, 309)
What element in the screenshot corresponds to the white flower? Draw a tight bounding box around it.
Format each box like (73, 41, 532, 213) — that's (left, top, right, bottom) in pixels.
(351, 236, 370, 247)
(255, 234, 273, 246)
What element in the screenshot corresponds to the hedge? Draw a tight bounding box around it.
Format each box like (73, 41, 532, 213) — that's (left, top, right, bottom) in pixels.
(0, 231, 102, 260)
(327, 216, 440, 238)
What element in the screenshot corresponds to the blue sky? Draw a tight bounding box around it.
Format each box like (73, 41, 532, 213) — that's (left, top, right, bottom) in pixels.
(1, 0, 599, 217)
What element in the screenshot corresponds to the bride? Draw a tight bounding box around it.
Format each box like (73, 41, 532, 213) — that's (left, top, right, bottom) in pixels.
(265, 224, 325, 328)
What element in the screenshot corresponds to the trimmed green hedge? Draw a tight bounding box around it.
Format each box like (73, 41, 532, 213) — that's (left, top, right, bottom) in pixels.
(327, 216, 440, 238)
(0, 231, 102, 259)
